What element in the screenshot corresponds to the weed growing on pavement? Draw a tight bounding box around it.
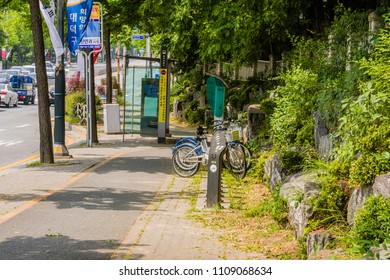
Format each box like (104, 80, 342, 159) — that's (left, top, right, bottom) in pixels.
(45, 229, 63, 237)
(26, 161, 42, 167)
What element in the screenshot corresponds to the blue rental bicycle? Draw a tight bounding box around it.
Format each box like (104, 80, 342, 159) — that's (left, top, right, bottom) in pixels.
(172, 120, 249, 179)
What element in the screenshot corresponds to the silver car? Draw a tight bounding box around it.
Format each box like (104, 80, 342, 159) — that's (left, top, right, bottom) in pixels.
(0, 83, 19, 107)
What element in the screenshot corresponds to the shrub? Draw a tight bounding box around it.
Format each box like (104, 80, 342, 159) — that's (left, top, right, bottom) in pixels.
(183, 100, 205, 124)
(65, 91, 102, 124)
(352, 195, 390, 252)
(270, 66, 318, 150)
(309, 175, 349, 229)
(66, 77, 85, 93)
(280, 150, 304, 175)
(328, 160, 350, 179)
(349, 153, 390, 187)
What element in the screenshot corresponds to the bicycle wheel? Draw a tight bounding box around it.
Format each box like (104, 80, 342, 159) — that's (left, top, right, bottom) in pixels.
(225, 144, 246, 179)
(172, 156, 199, 177)
(172, 145, 200, 177)
(239, 143, 252, 170)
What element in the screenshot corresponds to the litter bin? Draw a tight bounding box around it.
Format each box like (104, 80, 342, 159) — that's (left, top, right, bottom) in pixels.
(103, 103, 120, 133)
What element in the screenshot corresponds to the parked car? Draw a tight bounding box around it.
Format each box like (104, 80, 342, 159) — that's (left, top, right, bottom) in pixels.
(0, 83, 19, 107)
(0, 72, 10, 84)
(9, 75, 36, 105)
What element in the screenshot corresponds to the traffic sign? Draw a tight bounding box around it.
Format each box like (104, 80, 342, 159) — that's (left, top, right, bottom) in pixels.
(132, 34, 145, 40)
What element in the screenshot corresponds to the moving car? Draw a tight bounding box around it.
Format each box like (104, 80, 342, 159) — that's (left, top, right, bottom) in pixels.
(9, 75, 36, 105)
(0, 83, 18, 107)
(46, 66, 55, 79)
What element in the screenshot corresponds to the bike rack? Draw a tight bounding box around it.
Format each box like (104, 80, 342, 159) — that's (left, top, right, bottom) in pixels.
(206, 129, 226, 208)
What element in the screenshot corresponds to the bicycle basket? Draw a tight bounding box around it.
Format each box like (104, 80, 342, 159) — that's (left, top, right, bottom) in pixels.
(226, 124, 242, 142)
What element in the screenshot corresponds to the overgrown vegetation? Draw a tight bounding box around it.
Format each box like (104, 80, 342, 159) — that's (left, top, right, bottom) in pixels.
(179, 7, 390, 259)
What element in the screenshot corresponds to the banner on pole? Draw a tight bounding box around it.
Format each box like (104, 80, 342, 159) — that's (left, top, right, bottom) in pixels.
(66, 0, 93, 55)
(39, 1, 64, 58)
(79, 3, 101, 49)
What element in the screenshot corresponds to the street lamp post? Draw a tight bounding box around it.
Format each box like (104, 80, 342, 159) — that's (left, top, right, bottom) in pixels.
(53, 0, 69, 156)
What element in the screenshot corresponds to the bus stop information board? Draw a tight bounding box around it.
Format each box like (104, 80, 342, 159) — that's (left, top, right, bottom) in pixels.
(158, 46, 168, 123)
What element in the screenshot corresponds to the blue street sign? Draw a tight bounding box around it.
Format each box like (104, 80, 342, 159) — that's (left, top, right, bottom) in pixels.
(132, 34, 145, 40)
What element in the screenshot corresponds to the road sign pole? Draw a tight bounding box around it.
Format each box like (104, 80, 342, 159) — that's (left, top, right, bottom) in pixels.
(54, 0, 69, 156)
(77, 1, 103, 148)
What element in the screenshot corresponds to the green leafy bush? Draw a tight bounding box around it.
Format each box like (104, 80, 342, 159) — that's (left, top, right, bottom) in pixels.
(309, 175, 349, 229)
(65, 91, 102, 124)
(183, 100, 205, 124)
(352, 195, 390, 252)
(328, 160, 350, 179)
(349, 153, 390, 187)
(280, 150, 304, 175)
(270, 66, 318, 150)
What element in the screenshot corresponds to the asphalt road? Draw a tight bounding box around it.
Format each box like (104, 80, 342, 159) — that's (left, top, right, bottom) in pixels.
(0, 102, 40, 169)
(0, 146, 172, 260)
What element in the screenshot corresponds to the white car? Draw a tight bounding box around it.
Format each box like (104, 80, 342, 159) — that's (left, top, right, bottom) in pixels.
(46, 66, 55, 79)
(21, 65, 36, 74)
(0, 83, 19, 107)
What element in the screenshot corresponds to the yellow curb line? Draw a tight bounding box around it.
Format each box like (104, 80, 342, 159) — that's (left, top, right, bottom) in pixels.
(0, 128, 80, 173)
(0, 154, 40, 172)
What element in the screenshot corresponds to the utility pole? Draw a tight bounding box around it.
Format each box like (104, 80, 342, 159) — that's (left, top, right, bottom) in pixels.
(54, 0, 69, 156)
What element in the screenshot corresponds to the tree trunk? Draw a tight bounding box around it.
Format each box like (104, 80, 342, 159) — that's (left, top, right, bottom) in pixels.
(104, 26, 113, 104)
(29, 0, 54, 164)
(90, 57, 99, 144)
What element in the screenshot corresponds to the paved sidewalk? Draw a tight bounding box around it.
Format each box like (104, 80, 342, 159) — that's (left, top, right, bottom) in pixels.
(0, 123, 265, 260)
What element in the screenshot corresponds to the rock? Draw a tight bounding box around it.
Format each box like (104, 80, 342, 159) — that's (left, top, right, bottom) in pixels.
(280, 172, 320, 238)
(246, 104, 265, 140)
(313, 112, 333, 158)
(319, 135, 333, 160)
(307, 231, 333, 259)
(288, 201, 313, 239)
(264, 153, 284, 191)
(347, 185, 373, 225)
(372, 173, 390, 198)
(226, 102, 237, 119)
(242, 125, 248, 143)
(280, 172, 319, 204)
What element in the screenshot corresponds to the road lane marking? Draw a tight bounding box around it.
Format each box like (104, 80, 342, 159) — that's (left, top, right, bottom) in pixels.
(0, 140, 23, 147)
(16, 124, 31, 128)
